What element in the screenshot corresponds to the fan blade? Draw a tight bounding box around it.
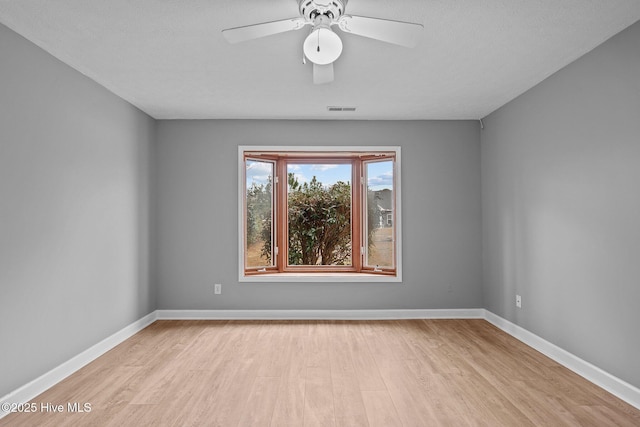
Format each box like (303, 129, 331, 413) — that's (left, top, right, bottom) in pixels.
(313, 63, 334, 85)
(222, 18, 307, 44)
(337, 15, 423, 48)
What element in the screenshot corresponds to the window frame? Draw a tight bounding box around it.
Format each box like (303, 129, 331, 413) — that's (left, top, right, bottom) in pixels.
(282, 157, 358, 273)
(362, 157, 397, 272)
(243, 157, 277, 273)
(239, 146, 402, 283)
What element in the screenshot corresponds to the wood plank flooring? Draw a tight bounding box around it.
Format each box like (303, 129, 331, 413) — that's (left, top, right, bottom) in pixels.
(2, 319, 639, 426)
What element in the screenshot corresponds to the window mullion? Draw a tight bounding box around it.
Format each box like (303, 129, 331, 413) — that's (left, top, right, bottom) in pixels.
(352, 159, 363, 272)
(275, 158, 288, 272)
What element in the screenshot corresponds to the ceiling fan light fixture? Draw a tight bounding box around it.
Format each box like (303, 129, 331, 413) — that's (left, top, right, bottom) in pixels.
(303, 26, 343, 65)
(222, 0, 422, 83)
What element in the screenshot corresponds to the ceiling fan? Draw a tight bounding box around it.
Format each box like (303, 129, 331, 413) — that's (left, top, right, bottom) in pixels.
(222, 0, 423, 84)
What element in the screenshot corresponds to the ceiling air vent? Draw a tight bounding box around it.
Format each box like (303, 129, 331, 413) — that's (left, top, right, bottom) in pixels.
(327, 106, 357, 112)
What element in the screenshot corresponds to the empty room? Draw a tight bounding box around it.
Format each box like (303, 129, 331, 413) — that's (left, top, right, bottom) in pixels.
(1, 1, 639, 425)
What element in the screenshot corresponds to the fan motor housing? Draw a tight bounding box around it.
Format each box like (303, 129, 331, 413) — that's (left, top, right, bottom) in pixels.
(299, 0, 346, 22)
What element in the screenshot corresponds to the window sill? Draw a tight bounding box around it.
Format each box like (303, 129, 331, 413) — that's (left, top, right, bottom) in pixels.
(240, 272, 401, 283)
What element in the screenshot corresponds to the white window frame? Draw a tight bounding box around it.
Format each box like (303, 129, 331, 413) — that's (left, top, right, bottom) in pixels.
(238, 145, 402, 283)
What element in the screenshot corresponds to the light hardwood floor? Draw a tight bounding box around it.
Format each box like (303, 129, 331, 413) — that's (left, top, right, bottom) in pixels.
(2, 319, 639, 426)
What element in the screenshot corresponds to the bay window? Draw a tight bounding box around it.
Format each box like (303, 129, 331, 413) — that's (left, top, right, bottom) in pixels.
(240, 146, 401, 282)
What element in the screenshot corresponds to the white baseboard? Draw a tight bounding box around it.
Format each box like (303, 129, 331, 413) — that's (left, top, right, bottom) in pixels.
(0, 311, 158, 419)
(484, 310, 640, 410)
(156, 308, 485, 320)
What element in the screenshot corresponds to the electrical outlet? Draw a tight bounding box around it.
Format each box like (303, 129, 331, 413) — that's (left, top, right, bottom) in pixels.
(214, 284, 222, 295)
(516, 294, 522, 308)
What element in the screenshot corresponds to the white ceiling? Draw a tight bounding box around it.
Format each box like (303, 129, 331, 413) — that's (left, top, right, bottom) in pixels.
(1, 1, 639, 120)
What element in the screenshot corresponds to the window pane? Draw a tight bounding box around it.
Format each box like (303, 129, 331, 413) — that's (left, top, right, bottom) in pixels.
(365, 160, 394, 268)
(287, 163, 352, 266)
(245, 159, 274, 268)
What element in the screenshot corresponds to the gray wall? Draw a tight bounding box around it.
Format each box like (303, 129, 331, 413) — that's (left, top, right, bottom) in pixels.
(155, 120, 483, 310)
(481, 21, 640, 388)
(0, 24, 156, 396)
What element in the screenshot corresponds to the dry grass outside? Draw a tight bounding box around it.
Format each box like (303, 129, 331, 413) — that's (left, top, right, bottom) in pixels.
(245, 227, 393, 268)
(367, 227, 394, 267)
(246, 240, 270, 268)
